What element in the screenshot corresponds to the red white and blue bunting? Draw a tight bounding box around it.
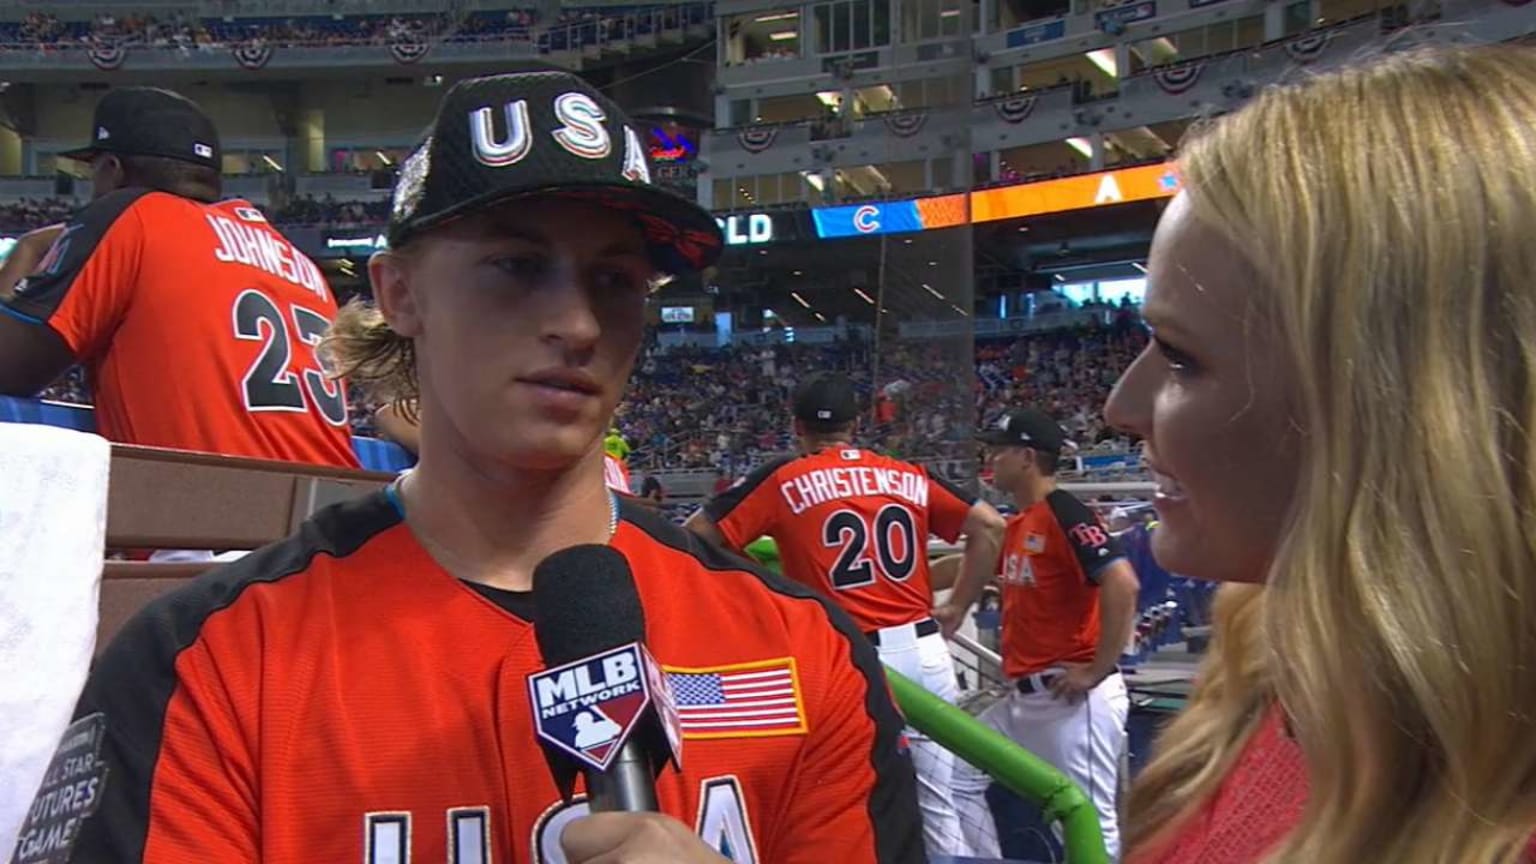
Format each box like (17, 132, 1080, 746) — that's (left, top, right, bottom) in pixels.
(87, 39, 126, 71)
(388, 34, 431, 64)
(884, 110, 927, 137)
(737, 126, 777, 153)
(1152, 61, 1204, 94)
(232, 39, 273, 70)
(1283, 32, 1330, 63)
(993, 94, 1038, 124)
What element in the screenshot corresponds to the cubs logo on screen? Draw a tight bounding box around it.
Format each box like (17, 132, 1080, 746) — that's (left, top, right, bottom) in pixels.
(528, 642, 658, 772)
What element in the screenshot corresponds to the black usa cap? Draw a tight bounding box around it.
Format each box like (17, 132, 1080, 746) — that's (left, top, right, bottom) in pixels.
(975, 408, 1068, 452)
(60, 87, 221, 169)
(793, 372, 860, 424)
(388, 67, 723, 273)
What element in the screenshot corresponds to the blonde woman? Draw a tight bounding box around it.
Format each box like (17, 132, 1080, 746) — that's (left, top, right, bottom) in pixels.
(1106, 44, 1536, 863)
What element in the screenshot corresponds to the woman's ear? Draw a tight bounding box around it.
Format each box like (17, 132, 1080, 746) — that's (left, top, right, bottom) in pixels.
(368, 250, 423, 338)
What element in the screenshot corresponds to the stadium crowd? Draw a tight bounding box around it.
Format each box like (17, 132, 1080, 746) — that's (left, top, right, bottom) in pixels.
(0, 4, 710, 50)
(31, 319, 1145, 476)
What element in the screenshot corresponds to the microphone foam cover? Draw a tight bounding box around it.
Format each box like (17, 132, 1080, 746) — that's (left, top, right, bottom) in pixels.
(531, 544, 645, 666)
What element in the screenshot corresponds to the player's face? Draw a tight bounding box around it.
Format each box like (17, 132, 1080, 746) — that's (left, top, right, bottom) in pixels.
(985, 445, 1031, 491)
(373, 198, 653, 471)
(1104, 194, 1300, 583)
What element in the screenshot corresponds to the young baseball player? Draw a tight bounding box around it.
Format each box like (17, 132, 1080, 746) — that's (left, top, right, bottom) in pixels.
(686, 371, 1006, 858)
(944, 408, 1140, 860)
(0, 87, 357, 468)
(65, 68, 922, 863)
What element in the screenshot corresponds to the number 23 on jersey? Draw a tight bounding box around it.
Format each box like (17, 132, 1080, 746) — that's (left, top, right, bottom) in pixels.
(231, 288, 348, 427)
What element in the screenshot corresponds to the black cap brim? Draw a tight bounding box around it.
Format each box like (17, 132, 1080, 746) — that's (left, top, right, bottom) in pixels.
(390, 180, 722, 274)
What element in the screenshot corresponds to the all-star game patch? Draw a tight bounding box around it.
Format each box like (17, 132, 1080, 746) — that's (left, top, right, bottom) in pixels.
(12, 713, 110, 864)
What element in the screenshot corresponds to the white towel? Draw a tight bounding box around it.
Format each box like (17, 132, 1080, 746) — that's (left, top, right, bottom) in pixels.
(0, 424, 109, 862)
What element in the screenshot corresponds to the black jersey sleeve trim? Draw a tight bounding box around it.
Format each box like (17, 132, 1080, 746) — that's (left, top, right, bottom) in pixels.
(3, 188, 149, 325)
(701, 453, 796, 523)
(930, 471, 977, 507)
(619, 499, 924, 863)
(1046, 488, 1126, 584)
(68, 491, 402, 863)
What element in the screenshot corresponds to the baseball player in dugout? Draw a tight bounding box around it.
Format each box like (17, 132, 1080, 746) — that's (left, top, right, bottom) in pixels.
(65, 68, 923, 864)
(943, 408, 1139, 861)
(0, 87, 358, 468)
(685, 371, 1007, 859)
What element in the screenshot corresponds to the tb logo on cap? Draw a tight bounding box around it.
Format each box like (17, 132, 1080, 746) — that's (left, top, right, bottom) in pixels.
(469, 92, 651, 185)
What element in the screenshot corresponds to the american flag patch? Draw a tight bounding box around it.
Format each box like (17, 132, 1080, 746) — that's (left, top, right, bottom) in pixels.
(665, 658, 807, 740)
(1025, 533, 1046, 554)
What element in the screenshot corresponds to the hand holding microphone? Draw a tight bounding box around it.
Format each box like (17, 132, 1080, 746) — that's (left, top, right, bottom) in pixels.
(532, 546, 731, 862)
(560, 812, 731, 864)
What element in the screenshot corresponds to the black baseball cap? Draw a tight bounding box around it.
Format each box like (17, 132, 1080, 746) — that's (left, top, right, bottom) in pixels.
(976, 408, 1067, 452)
(793, 373, 859, 425)
(386, 65, 723, 274)
(59, 87, 221, 170)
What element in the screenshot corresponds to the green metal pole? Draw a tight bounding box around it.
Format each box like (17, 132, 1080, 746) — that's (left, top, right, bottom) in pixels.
(743, 537, 1107, 862)
(885, 668, 1110, 864)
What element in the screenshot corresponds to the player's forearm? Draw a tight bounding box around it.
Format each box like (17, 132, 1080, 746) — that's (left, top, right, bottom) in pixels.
(1091, 564, 1139, 677)
(949, 530, 1002, 614)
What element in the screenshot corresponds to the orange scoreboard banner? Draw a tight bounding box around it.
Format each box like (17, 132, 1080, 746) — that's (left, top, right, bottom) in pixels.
(969, 163, 1183, 223)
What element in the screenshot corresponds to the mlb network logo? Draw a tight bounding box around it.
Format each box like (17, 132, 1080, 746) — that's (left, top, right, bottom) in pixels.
(528, 642, 675, 773)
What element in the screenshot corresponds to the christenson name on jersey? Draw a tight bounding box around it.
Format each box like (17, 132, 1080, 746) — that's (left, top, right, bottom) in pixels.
(780, 460, 931, 515)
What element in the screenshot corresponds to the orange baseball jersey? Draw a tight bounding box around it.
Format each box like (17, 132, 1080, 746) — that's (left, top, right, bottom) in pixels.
(997, 489, 1126, 677)
(604, 453, 632, 493)
(1, 188, 359, 468)
(68, 495, 920, 863)
(704, 447, 975, 631)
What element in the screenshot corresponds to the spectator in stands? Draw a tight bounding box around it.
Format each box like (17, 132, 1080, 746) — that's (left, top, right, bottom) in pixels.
(1114, 46, 1536, 863)
(0, 87, 358, 469)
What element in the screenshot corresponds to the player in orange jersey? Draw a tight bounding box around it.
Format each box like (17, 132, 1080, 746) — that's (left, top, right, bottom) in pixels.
(946, 407, 1140, 860)
(687, 371, 1006, 858)
(0, 87, 357, 468)
(63, 69, 920, 864)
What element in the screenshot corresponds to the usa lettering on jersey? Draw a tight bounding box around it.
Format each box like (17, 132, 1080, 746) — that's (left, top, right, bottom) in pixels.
(779, 466, 930, 516)
(206, 214, 328, 300)
(363, 778, 757, 864)
(468, 92, 651, 184)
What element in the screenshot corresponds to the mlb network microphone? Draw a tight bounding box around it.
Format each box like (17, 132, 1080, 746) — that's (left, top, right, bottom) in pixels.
(529, 640, 682, 788)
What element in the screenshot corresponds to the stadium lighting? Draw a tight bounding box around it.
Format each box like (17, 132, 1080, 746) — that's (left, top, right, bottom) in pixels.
(791, 292, 812, 308)
(1066, 137, 1094, 159)
(769, 30, 798, 41)
(1132, 262, 1147, 273)
(262, 155, 285, 172)
(814, 312, 827, 322)
(1085, 48, 1118, 78)
(922, 283, 945, 300)
(1054, 273, 1067, 282)
(754, 12, 798, 22)
(950, 303, 969, 316)
(853, 288, 876, 305)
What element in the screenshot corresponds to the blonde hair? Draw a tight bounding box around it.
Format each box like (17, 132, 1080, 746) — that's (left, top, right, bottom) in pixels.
(322, 297, 419, 421)
(1129, 44, 1536, 863)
